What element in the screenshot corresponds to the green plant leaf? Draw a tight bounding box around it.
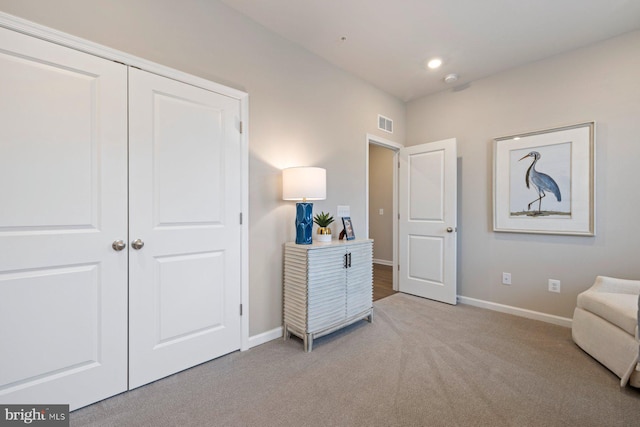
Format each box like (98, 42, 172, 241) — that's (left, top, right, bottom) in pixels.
(313, 211, 334, 227)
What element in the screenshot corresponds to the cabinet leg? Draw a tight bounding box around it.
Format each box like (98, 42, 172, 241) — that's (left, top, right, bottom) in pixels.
(367, 309, 374, 323)
(283, 324, 290, 341)
(304, 333, 313, 352)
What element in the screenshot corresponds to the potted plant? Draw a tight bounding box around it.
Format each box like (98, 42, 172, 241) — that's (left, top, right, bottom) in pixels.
(313, 211, 334, 242)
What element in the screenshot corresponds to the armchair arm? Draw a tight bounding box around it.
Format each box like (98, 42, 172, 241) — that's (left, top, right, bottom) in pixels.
(590, 276, 640, 295)
(620, 293, 640, 387)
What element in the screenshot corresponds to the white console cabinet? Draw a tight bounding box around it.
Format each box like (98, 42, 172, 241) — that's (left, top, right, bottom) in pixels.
(283, 239, 373, 351)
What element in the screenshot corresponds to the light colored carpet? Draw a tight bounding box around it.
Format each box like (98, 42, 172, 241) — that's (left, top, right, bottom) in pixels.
(71, 293, 640, 427)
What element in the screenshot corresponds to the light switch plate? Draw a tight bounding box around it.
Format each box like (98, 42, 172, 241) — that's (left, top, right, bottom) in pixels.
(337, 205, 350, 217)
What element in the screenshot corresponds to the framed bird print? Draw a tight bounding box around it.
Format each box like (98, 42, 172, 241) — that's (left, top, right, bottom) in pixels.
(493, 122, 595, 236)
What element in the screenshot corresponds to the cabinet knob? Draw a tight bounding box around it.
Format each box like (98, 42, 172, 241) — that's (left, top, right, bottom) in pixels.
(112, 240, 126, 251)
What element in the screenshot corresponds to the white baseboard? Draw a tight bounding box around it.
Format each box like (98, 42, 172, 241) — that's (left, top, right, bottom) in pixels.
(247, 326, 283, 349)
(457, 296, 573, 328)
(373, 259, 393, 266)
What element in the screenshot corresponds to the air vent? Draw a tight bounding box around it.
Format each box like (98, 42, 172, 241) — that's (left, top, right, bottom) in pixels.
(378, 114, 393, 133)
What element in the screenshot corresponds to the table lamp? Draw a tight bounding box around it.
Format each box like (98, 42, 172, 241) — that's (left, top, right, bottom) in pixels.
(282, 167, 326, 244)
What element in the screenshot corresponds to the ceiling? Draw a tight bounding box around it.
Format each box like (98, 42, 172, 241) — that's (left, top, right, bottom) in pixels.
(220, 0, 640, 101)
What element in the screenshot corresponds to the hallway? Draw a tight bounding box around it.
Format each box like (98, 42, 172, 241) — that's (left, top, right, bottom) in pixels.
(373, 264, 396, 301)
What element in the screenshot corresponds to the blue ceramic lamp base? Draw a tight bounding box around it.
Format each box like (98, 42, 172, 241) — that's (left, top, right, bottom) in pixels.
(295, 202, 313, 244)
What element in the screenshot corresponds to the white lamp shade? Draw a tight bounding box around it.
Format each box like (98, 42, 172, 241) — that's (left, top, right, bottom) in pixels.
(282, 167, 326, 201)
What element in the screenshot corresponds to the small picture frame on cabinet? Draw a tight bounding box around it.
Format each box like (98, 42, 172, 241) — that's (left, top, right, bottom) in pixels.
(342, 217, 355, 240)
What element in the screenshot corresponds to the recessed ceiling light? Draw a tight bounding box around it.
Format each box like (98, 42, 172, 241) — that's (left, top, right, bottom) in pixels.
(426, 58, 442, 69)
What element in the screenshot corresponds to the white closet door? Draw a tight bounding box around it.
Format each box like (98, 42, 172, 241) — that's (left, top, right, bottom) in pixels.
(0, 27, 128, 409)
(128, 68, 242, 388)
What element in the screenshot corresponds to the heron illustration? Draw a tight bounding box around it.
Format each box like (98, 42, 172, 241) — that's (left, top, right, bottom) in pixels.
(518, 151, 561, 213)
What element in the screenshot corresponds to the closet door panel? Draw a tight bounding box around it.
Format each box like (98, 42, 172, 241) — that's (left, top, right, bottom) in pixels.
(0, 27, 128, 410)
(153, 92, 224, 225)
(128, 68, 242, 388)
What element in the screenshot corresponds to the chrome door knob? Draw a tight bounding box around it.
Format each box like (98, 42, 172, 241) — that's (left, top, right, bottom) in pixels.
(446, 227, 454, 233)
(131, 239, 145, 250)
(112, 240, 126, 251)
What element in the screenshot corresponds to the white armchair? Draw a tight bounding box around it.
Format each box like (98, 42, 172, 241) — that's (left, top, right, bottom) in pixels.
(572, 276, 640, 387)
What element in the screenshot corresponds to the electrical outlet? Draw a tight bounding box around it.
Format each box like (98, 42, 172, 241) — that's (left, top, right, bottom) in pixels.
(379, 208, 384, 215)
(502, 272, 512, 285)
(548, 279, 561, 293)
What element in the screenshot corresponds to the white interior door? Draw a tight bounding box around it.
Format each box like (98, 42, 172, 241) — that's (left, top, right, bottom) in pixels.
(399, 139, 457, 304)
(0, 27, 128, 409)
(128, 68, 242, 388)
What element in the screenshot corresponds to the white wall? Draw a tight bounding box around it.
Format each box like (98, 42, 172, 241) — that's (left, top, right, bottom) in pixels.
(0, 0, 406, 336)
(368, 144, 394, 263)
(407, 30, 640, 318)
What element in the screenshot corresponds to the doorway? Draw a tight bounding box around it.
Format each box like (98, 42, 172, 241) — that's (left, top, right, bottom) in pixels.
(365, 134, 402, 299)
(366, 134, 458, 304)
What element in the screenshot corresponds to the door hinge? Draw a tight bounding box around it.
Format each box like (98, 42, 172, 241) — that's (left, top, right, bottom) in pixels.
(398, 264, 400, 271)
(239, 121, 243, 134)
(240, 304, 243, 316)
(240, 212, 243, 224)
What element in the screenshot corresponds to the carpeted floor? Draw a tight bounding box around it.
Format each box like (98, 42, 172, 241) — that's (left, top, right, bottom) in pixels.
(71, 293, 640, 427)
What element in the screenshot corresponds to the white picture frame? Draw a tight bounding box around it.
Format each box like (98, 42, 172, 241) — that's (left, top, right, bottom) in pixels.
(493, 122, 595, 236)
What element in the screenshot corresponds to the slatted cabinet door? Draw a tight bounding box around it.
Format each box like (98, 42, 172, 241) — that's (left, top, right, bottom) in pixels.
(306, 246, 348, 332)
(346, 242, 373, 317)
